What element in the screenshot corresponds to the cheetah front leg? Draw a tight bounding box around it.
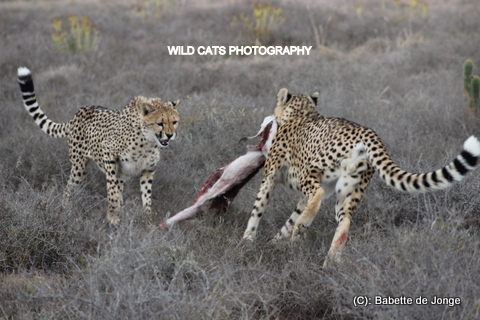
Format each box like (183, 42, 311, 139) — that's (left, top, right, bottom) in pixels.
(103, 154, 121, 224)
(243, 145, 285, 241)
(62, 157, 89, 209)
(243, 172, 277, 241)
(140, 169, 155, 213)
(273, 195, 308, 241)
(118, 179, 125, 205)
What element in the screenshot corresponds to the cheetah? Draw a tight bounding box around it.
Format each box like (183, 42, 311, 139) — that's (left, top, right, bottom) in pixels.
(243, 88, 480, 266)
(17, 67, 180, 224)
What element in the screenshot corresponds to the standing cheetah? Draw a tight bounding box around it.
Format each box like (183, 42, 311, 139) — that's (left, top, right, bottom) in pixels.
(17, 67, 180, 224)
(243, 88, 480, 266)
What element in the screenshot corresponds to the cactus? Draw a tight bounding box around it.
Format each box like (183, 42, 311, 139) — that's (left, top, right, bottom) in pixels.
(472, 76, 480, 109)
(464, 59, 473, 102)
(463, 59, 480, 119)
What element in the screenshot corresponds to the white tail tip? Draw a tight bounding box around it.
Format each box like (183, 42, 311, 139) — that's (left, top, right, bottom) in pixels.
(463, 135, 480, 157)
(17, 67, 31, 77)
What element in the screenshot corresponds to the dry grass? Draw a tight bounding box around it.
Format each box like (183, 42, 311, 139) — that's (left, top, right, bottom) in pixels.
(1, 0, 480, 319)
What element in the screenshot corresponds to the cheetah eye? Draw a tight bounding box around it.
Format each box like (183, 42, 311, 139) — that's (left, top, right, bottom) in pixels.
(173, 121, 178, 125)
(157, 122, 163, 127)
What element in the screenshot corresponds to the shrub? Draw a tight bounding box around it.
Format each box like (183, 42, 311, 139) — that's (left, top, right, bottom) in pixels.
(231, 1, 285, 45)
(133, 0, 176, 20)
(51, 15, 100, 54)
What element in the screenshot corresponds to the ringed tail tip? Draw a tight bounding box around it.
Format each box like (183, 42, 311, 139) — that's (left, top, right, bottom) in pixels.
(18, 67, 32, 78)
(463, 135, 480, 157)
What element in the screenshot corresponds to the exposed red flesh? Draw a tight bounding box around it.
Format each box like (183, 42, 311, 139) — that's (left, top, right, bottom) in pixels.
(160, 118, 275, 227)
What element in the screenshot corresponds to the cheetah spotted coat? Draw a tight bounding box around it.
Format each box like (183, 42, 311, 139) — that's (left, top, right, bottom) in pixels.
(243, 88, 480, 266)
(18, 67, 180, 224)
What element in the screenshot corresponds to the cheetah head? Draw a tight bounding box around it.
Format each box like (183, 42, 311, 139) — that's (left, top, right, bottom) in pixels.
(139, 97, 180, 148)
(273, 88, 320, 127)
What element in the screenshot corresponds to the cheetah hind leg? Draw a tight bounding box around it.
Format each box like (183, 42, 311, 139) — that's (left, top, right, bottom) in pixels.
(291, 186, 325, 240)
(323, 213, 352, 267)
(323, 161, 372, 267)
(290, 143, 368, 242)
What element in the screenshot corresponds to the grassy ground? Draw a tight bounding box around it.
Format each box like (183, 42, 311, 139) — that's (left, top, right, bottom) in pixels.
(1, 0, 480, 319)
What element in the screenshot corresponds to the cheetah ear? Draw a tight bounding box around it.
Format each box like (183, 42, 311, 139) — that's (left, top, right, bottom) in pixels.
(168, 99, 181, 109)
(142, 102, 154, 115)
(277, 88, 292, 104)
(310, 91, 320, 105)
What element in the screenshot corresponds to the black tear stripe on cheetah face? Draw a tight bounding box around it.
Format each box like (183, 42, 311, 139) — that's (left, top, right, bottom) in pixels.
(17, 67, 180, 224)
(243, 87, 480, 267)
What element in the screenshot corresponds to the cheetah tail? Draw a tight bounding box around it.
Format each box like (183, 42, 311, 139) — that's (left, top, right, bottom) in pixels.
(368, 135, 480, 193)
(17, 67, 68, 138)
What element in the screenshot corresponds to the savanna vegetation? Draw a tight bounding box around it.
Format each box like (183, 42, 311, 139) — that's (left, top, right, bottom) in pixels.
(1, 0, 480, 319)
